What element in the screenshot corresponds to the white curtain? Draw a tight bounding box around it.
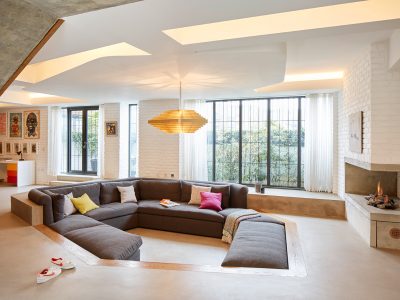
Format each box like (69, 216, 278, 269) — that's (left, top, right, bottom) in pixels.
(47, 106, 63, 177)
(180, 100, 209, 181)
(304, 93, 334, 192)
(97, 104, 105, 178)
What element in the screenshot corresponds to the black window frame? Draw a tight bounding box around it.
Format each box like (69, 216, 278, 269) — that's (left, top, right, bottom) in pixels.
(67, 106, 99, 175)
(128, 104, 138, 177)
(207, 97, 304, 189)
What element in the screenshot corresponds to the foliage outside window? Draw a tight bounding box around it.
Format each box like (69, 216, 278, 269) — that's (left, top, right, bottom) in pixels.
(207, 98, 305, 188)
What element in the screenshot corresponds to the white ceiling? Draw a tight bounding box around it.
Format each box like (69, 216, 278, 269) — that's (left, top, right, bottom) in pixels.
(7, 0, 400, 104)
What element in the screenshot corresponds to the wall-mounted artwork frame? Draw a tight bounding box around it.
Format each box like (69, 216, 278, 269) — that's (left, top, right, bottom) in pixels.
(349, 111, 363, 153)
(14, 142, 20, 154)
(30, 142, 38, 154)
(0, 112, 7, 136)
(9, 113, 22, 138)
(105, 121, 118, 136)
(24, 110, 40, 139)
(22, 142, 28, 154)
(5, 142, 11, 154)
(0, 141, 3, 155)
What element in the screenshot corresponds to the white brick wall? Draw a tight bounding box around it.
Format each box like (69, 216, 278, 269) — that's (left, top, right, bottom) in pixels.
(370, 41, 400, 164)
(103, 103, 121, 179)
(0, 107, 49, 184)
(338, 40, 400, 197)
(138, 99, 180, 179)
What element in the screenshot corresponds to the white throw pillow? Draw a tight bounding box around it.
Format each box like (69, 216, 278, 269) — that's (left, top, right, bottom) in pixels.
(117, 185, 137, 203)
(63, 192, 76, 216)
(189, 185, 212, 205)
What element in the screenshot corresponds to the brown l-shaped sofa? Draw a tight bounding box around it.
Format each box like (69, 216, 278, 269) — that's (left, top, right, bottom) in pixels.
(29, 178, 288, 269)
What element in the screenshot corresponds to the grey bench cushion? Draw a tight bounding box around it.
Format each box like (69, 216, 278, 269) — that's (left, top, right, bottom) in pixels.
(222, 221, 288, 269)
(100, 180, 140, 204)
(138, 200, 224, 223)
(84, 202, 138, 221)
(49, 215, 103, 235)
(64, 224, 142, 260)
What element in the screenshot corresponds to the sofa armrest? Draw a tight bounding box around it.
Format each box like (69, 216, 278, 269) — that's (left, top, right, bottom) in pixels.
(28, 189, 54, 225)
(229, 184, 248, 208)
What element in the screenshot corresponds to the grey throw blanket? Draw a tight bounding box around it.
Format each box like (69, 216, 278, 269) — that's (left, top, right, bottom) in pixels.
(222, 209, 260, 244)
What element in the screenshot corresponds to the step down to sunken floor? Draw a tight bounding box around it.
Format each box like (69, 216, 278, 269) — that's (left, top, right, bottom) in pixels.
(248, 188, 345, 219)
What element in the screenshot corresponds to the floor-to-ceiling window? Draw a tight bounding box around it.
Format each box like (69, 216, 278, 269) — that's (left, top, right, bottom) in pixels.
(129, 104, 138, 177)
(207, 97, 304, 188)
(67, 106, 99, 174)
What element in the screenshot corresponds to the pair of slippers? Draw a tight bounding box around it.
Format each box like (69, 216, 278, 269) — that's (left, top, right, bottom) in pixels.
(36, 258, 75, 284)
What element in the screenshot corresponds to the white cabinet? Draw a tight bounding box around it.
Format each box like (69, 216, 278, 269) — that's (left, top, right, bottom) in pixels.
(0, 160, 35, 187)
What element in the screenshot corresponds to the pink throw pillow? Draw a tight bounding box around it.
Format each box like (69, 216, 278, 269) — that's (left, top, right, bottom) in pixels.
(199, 192, 222, 212)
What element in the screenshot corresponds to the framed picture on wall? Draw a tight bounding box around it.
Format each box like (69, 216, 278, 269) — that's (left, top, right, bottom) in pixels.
(14, 142, 20, 154)
(24, 110, 40, 139)
(9, 113, 22, 138)
(0, 112, 7, 136)
(349, 111, 363, 153)
(5, 142, 11, 154)
(0, 142, 3, 155)
(30, 142, 38, 154)
(22, 142, 28, 154)
(105, 121, 118, 136)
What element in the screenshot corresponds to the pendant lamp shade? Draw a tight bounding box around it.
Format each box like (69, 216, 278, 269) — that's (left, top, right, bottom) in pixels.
(148, 81, 208, 134)
(148, 109, 207, 134)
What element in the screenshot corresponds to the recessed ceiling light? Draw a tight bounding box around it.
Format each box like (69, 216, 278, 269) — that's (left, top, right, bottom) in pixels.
(163, 0, 400, 45)
(18, 42, 150, 83)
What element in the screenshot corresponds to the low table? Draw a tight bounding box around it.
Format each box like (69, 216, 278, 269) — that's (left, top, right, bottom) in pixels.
(345, 193, 400, 250)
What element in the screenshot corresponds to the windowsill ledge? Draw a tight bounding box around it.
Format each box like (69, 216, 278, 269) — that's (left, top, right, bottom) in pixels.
(248, 187, 342, 201)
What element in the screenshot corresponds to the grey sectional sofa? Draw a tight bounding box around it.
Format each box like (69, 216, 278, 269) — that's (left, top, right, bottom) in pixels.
(29, 178, 288, 269)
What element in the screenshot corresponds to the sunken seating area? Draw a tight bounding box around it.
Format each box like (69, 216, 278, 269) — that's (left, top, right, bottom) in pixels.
(28, 178, 288, 269)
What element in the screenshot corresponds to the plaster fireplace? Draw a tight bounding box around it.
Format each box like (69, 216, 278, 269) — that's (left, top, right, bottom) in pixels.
(344, 158, 400, 250)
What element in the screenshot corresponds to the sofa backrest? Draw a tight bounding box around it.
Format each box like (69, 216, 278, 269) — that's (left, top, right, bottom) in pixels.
(139, 179, 181, 201)
(28, 178, 248, 225)
(100, 179, 140, 204)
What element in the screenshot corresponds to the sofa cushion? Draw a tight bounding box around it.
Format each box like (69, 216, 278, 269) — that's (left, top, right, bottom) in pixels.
(221, 221, 288, 269)
(43, 183, 101, 205)
(49, 214, 103, 235)
(139, 180, 181, 202)
(181, 181, 230, 208)
(64, 224, 142, 260)
(218, 208, 285, 225)
(43, 191, 65, 222)
(138, 200, 224, 223)
(84, 202, 138, 221)
(100, 180, 140, 204)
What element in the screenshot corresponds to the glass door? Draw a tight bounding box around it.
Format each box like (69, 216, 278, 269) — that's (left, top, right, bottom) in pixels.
(67, 106, 99, 174)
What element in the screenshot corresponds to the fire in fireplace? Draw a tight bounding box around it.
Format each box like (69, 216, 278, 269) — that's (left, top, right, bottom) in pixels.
(365, 181, 398, 209)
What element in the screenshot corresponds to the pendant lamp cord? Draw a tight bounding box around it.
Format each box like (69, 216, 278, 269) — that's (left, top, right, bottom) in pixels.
(179, 81, 182, 109)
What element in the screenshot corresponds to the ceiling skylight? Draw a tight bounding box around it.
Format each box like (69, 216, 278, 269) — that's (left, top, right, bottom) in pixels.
(163, 0, 400, 45)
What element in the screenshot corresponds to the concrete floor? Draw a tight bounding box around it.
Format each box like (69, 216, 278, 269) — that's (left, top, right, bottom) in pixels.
(128, 228, 229, 265)
(1, 186, 400, 299)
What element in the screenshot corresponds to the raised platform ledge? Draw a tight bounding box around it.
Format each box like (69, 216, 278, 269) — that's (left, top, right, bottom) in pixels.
(248, 188, 345, 219)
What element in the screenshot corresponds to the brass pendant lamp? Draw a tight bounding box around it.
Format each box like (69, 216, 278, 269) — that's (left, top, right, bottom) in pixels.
(148, 82, 208, 134)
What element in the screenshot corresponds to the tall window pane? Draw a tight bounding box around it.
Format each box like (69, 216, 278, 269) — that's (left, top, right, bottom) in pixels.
(215, 101, 240, 182)
(87, 109, 98, 173)
(206, 102, 214, 181)
(241, 100, 268, 184)
(70, 111, 83, 172)
(129, 104, 138, 177)
(270, 98, 299, 187)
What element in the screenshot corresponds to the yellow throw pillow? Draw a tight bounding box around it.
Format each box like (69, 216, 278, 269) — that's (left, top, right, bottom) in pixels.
(71, 193, 99, 214)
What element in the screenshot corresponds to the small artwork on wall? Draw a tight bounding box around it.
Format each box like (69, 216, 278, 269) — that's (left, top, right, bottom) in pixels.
(349, 111, 363, 154)
(14, 142, 20, 154)
(24, 110, 40, 139)
(30, 142, 38, 154)
(0, 142, 3, 155)
(22, 142, 28, 154)
(0, 112, 7, 136)
(5, 142, 11, 154)
(9, 113, 22, 138)
(105, 121, 118, 136)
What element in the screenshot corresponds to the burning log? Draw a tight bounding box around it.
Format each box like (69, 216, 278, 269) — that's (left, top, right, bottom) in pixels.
(365, 181, 398, 209)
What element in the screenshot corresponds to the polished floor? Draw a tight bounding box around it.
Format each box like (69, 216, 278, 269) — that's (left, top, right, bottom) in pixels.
(1, 185, 400, 299)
